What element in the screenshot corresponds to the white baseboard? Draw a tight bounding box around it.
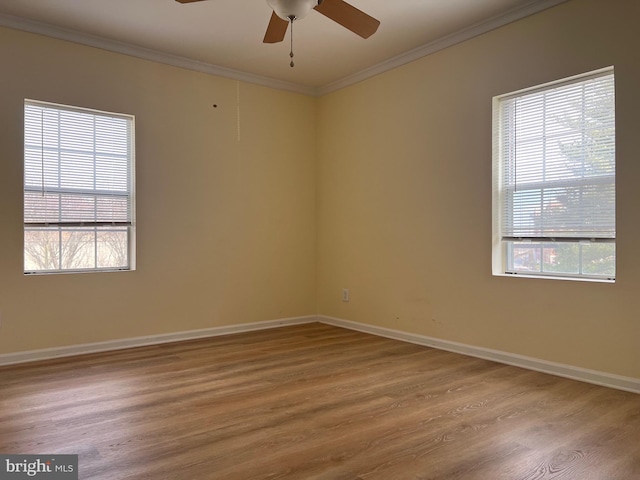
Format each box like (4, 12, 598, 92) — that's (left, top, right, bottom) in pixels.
(319, 315, 640, 394)
(3, 314, 637, 394)
(0, 315, 317, 367)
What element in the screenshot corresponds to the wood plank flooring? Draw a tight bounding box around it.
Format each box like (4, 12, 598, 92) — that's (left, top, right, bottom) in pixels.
(0, 323, 638, 479)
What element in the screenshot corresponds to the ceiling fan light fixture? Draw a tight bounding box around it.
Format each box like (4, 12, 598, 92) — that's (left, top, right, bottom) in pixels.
(266, 0, 318, 22)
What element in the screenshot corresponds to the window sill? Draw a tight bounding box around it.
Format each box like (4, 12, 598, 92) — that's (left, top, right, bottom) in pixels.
(493, 272, 615, 284)
(24, 268, 133, 276)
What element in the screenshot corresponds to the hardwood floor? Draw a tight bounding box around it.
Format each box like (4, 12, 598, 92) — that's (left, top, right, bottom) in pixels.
(0, 323, 638, 479)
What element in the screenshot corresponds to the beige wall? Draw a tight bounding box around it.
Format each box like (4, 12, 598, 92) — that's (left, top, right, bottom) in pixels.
(0, 27, 317, 353)
(1, 0, 638, 381)
(317, 0, 640, 379)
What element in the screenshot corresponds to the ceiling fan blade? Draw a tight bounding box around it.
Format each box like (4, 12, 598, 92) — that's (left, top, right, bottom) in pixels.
(175, 0, 208, 3)
(263, 11, 289, 44)
(314, 0, 380, 39)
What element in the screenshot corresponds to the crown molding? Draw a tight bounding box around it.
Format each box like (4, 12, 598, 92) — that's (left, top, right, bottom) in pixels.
(0, 0, 568, 98)
(317, 0, 569, 96)
(0, 13, 316, 97)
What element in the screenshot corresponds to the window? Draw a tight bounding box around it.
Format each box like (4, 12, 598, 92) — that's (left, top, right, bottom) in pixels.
(24, 100, 135, 274)
(492, 68, 615, 281)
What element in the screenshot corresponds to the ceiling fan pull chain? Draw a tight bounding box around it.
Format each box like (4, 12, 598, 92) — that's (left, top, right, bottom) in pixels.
(289, 18, 295, 67)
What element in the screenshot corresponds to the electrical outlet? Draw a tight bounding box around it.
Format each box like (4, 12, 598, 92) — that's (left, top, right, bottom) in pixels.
(342, 288, 350, 302)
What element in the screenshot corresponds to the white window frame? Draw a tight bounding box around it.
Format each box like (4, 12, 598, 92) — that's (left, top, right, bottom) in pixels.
(23, 100, 136, 274)
(492, 68, 616, 282)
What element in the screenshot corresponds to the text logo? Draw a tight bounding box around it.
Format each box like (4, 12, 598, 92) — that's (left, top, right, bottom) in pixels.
(0, 455, 78, 479)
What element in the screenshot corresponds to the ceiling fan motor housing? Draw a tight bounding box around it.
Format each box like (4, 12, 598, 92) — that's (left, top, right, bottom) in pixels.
(267, 0, 320, 21)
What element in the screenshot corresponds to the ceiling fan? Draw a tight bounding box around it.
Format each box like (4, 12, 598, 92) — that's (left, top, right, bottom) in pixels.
(175, 0, 380, 66)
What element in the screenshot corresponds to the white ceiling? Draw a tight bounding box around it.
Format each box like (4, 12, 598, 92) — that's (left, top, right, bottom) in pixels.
(0, 0, 567, 95)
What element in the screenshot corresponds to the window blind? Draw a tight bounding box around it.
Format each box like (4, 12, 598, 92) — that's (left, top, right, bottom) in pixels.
(496, 70, 615, 242)
(24, 102, 133, 227)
